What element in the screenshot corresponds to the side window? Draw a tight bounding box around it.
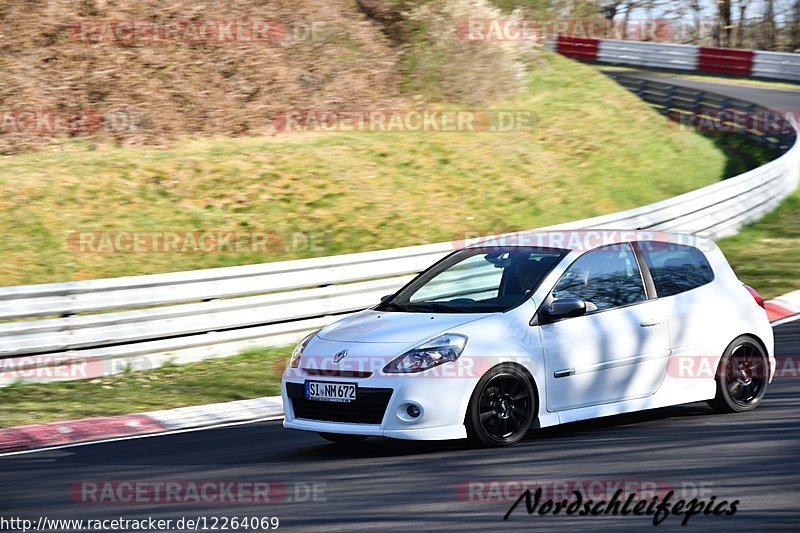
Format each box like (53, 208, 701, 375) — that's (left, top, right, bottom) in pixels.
(552, 244, 646, 312)
(640, 242, 714, 297)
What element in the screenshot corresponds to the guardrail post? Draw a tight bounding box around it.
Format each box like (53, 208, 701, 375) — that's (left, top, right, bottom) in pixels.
(665, 85, 675, 109)
(635, 79, 646, 98)
(691, 91, 702, 113)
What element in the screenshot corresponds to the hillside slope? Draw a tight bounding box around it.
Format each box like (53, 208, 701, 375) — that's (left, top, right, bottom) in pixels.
(0, 0, 401, 151)
(0, 53, 738, 286)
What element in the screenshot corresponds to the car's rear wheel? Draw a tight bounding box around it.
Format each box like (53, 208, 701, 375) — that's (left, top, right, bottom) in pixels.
(708, 336, 769, 413)
(466, 364, 535, 447)
(317, 433, 369, 444)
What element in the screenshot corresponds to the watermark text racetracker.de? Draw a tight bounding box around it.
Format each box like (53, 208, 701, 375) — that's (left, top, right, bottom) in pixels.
(69, 19, 341, 45)
(668, 354, 798, 380)
(1, 355, 162, 384)
(272, 109, 537, 133)
(669, 109, 799, 135)
(458, 479, 738, 526)
(70, 480, 324, 505)
(66, 231, 330, 254)
(453, 229, 719, 253)
(70, 19, 286, 44)
(456, 18, 674, 42)
(6, 352, 797, 385)
(456, 17, 730, 43)
(0, 109, 140, 135)
(284, 354, 800, 382)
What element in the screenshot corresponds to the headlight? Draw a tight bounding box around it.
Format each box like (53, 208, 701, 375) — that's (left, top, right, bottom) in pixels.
(289, 330, 319, 368)
(383, 333, 467, 374)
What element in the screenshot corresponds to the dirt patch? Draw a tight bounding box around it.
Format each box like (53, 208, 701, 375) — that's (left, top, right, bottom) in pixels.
(0, 0, 402, 152)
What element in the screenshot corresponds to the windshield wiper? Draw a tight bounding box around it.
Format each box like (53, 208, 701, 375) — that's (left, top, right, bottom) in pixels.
(401, 302, 458, 312)
(383, 301, 477, 313)
(382, 301, 411, 312)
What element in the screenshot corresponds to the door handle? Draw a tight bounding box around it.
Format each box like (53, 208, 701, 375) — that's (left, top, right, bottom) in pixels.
(640, 320, 661, 327)
(554, 369, 575, 378)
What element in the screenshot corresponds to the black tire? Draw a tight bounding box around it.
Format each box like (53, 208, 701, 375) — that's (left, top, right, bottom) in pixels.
(465, 364, 536, 447)
(317, 432, 369, 444)
(708, 336, 769, 413)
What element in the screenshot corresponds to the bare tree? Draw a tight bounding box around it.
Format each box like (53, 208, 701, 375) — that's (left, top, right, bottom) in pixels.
(688, 0, 703, 44)
(599, 1, 623, 20)
(736, 0, 749, 47)
(598, 0, 657, 40)
(793, 0, 800, 50)
(762, 0, 776, 49)
(576, 0, 787, 49)
(716, 0, 733, 47)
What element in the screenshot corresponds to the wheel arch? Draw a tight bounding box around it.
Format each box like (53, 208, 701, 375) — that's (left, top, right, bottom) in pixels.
(717, 333, 770, 372)
(463, 360, 542, 425)
(724, 332, 772, 378)
(743, 333, 769, 359)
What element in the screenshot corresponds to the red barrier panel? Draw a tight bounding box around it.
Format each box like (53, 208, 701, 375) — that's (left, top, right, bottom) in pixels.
(698, 47, 754, 76)
(556, 36, 599, 62)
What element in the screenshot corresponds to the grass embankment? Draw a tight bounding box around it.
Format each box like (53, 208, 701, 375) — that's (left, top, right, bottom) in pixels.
(719, 187, 800, 299)
(0, 347, 287, 428)
(0, 53, 737, 287)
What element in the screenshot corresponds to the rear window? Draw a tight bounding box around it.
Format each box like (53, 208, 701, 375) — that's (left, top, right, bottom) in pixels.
(639, 242, 714, 297)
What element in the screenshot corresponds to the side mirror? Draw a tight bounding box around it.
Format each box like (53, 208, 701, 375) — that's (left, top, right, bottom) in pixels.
(380, 294, 394, 303)
(543, 297, 587, 322)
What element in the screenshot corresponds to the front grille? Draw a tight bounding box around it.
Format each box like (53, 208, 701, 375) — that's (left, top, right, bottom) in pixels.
(303, 369, 373, 379)
(286, 382, 393, 425)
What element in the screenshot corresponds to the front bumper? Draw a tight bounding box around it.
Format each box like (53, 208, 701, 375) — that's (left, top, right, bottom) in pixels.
(282, 371, 478, 441)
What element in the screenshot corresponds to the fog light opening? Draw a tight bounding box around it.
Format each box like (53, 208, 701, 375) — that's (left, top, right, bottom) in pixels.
(397, 402, 424, 423)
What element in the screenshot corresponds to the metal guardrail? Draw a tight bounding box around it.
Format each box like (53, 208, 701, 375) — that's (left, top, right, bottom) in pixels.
(559, 36, 800, 82)
(597, 40, 698, 71)
(753, 50, 800, 82)
(1, 75, 799, 385)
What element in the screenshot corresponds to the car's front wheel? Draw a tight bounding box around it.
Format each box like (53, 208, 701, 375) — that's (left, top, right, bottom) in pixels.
(317, 433, 369, 444)
(466, 364, 535, 447)
(708, 336, 769, 413)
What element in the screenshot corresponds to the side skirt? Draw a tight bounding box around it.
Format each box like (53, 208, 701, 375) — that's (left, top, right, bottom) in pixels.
(533, 382, 716, 427)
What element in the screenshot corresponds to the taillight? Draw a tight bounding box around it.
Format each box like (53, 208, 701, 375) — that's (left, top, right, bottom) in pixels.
(744, 284, 765, 309)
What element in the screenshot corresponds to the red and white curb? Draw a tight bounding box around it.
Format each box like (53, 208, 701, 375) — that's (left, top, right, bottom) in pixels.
(0, 396, 283, 455)
(766, 290, 800, 323)
(146, 396, 283, 429)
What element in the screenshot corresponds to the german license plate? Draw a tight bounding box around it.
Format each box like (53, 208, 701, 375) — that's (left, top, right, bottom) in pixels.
(305, 381, 357, 403)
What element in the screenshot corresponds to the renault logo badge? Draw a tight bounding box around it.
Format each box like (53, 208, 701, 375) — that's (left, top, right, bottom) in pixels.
(333, 350, 348, 364)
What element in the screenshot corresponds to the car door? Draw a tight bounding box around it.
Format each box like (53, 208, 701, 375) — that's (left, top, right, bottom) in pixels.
(540, 243, 670, 412)
(636, 241, 718, 373)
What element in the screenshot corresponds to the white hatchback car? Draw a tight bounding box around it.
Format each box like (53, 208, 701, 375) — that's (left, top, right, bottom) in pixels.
(282, 231, 774, 447)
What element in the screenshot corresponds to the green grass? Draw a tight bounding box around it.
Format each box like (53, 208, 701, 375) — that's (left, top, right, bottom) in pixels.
(718, 186, 800, 300)
(0, 347, 288, 428)
(0, 52, 737, 287)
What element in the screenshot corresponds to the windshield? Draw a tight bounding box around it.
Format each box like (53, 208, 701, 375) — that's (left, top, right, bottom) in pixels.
(378, 247, 568, 314)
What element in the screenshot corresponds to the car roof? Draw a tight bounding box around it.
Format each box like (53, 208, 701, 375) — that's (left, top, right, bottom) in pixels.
(464, 229, 714, 254)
